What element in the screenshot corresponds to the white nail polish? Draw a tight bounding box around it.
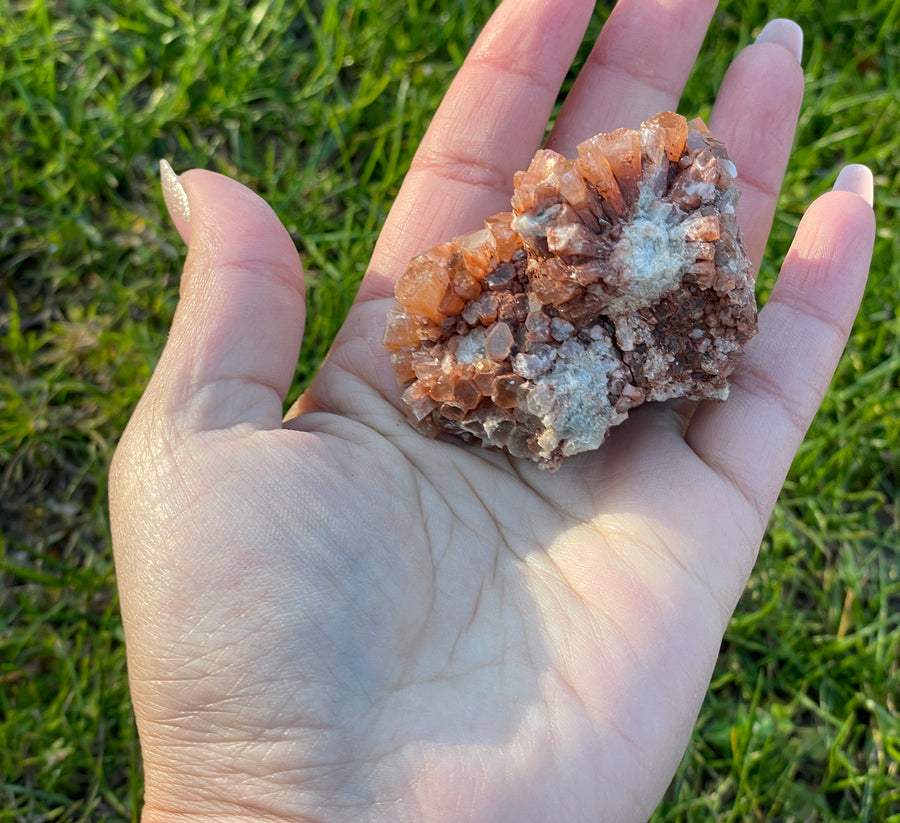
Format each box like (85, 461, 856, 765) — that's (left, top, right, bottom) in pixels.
(834, 164, 875, 208)
(755, 19, 804, 64)
(159, 159, 191, 224)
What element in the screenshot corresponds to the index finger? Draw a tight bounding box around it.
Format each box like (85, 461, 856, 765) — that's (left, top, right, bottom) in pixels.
(360, 0, 595, 301)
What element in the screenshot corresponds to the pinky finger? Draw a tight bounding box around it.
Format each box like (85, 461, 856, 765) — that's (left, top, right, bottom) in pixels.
(685, 166, 876, 525)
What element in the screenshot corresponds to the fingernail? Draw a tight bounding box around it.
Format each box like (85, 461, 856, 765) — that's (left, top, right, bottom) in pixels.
(834, 164, 875, 208)
(755, 19, 804, 64)
(160, 159, 191, 225)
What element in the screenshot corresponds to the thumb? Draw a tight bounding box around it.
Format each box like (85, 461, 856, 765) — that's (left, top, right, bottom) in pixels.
(151, 162, 305, 432)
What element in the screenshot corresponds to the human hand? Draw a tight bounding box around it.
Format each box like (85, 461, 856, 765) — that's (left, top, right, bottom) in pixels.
(110, 1, 876, 821)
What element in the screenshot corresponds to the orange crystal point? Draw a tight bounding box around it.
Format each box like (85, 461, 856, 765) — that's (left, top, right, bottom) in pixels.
(642, 111, 689, 161)
(383, 308, 419, 350)
(592, 127, 642, 204)
(394, 250, 451, 324)
(484, 212, 522, 262)
(575, 138, 627, 215)
(454, 228, 497, 280)
(385, 112, 756, 470)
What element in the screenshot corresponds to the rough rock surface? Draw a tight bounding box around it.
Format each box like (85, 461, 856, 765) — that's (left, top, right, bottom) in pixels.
(384, 112, 757, 470)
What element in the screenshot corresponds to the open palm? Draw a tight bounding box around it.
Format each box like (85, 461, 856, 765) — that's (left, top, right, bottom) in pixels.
(110, 1, 875, 821)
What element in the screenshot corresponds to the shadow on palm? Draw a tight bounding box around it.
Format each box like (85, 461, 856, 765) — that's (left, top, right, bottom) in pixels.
(266, 290, 744, 817)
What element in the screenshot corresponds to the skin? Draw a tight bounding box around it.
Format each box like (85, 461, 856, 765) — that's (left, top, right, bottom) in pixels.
(109, 1, 876, 821)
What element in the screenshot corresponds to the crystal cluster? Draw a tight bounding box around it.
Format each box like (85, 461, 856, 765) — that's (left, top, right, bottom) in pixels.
(384, 112, 757, 469)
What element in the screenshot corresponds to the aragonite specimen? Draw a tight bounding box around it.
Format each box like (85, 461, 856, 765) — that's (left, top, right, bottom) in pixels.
(384, 112, 757, 470)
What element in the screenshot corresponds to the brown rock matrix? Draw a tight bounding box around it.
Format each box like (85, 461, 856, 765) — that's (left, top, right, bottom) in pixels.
(383, 112, 757, 470)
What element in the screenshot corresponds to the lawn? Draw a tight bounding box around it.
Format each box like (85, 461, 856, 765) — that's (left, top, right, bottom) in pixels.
(1, 0, 897, 820)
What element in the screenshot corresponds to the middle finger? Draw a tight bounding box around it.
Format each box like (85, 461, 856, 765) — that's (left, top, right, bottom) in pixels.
(548, 0, 719, 155)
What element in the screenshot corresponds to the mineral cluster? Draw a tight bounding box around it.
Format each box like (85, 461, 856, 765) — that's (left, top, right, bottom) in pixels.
(383, 112, 757, 469)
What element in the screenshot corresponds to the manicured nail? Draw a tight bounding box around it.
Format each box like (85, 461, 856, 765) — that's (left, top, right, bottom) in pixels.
(755, 19, 804, 64)
(834, 164, 875, 208)
(159, 159, 191, 225)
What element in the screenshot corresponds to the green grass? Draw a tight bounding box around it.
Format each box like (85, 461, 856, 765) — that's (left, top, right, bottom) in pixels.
(1, 0, 897, 819)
